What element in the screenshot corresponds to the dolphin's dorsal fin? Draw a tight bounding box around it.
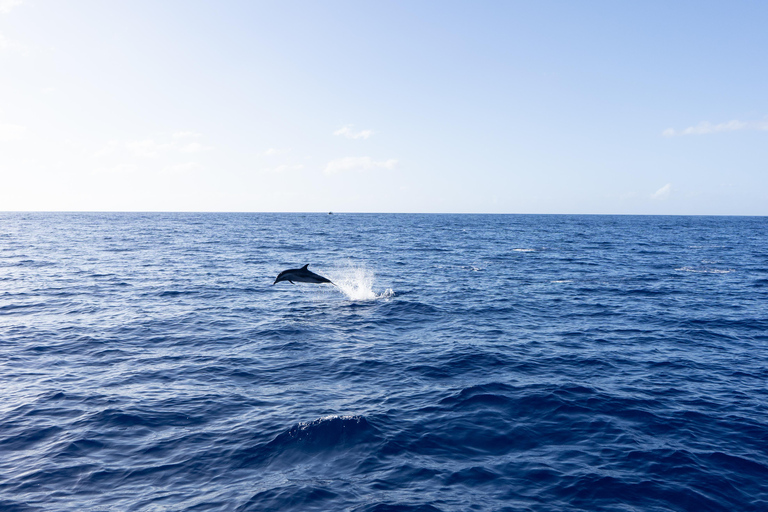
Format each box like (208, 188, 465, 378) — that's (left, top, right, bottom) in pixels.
(301, 264, 309, 269)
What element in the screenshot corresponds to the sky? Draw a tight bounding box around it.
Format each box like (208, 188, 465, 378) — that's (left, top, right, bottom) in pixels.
(1, 0, 767, 214)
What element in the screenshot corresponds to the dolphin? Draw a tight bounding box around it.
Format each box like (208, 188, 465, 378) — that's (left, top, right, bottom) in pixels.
(273, 264, 334, 285)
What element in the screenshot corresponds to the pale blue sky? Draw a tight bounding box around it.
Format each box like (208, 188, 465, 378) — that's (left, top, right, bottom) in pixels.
(1, 1, 767, 213)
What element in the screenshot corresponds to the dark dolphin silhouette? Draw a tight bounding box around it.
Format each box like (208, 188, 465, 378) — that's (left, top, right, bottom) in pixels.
(273, 264, 334, 285)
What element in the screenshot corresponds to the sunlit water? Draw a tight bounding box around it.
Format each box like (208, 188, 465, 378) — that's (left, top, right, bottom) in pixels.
(1, 213, 767, 511)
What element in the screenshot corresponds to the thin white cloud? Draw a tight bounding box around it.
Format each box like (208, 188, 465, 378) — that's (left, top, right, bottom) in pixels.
(163, 162, 201, 175)
(334, 125, 374, 140)
(125, 139, 173, 157)
(0, 32, 25, 52)
(663, 119, 768, 137)
(264, 148, 289, 156)
(324, 156, 398, 175)
(92, 133, 213, 158)
(0, 1, 25, 53)
(172, 131, 202, 139)
(651, 183, 673, 201)
(0, 122, 25, 141)
(179, 142, 213, 153)
(93, 163, 139, 176)
(262, 164, 304, 174)
(91, 140, 120, 158)
(0, 0, 24, 14)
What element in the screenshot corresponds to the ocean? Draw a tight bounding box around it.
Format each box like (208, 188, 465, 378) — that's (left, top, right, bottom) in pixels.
(1, 213, 767, 511)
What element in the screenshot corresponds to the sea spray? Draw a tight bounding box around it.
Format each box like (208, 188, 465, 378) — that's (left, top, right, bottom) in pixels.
(327, 262, 394, 301)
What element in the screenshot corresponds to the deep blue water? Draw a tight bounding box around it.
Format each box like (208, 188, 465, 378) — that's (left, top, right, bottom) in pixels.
(1, 213, 767, 512)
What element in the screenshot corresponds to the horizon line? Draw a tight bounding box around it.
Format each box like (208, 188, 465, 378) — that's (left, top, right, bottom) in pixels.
(1, 210, 765, 217)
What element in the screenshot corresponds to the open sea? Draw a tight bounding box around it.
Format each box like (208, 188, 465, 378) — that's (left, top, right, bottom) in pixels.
(1, 212, 767, 512)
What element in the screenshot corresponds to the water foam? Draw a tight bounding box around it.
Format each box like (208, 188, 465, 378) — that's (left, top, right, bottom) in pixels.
(676, 267, 735, 274)
(328, 263, 394, 301)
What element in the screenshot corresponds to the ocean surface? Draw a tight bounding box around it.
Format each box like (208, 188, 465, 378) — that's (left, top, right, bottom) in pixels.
(1, 213, 767, 512)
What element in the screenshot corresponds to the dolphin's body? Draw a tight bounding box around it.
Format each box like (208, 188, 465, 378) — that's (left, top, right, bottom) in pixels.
(273, 264, 334, 285)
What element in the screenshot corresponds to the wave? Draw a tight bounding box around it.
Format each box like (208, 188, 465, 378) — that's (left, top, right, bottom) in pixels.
(235, 415, 381, 469)
(268, 415, 380, 451)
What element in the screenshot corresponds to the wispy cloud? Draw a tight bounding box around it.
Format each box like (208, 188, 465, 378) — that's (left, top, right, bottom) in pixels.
(334, 125, 374, 140)
(93, 163, 139, 176)
(0, 122, 25, 141)
(262, 164, 304, 174)
(125, 139, 173, 157)
(179, 142, 213, 153)
(92, 133, 212, 158)
(91, 140, 120, 158)
(0, 32, 25, 52)
(0, 1, 25, 53)
(172, 131, 202, 139)
(264, 148, 289, 156)
(163, 162, 201, 175)
(0, 0, 24, 14)
(324, 156, 397, 175)
(663, 119, 768, 137)
(651, 183, 673, 200)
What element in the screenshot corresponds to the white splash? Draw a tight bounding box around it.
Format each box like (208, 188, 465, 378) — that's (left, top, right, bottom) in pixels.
(329, 263, 394, 301)
(675, 267, 734, 274)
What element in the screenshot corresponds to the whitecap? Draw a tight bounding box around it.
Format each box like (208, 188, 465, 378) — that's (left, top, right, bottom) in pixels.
(675, 267, 734, 274)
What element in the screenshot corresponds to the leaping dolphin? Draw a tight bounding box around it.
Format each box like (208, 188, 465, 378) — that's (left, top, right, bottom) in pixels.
(273, 264, 334, 285)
